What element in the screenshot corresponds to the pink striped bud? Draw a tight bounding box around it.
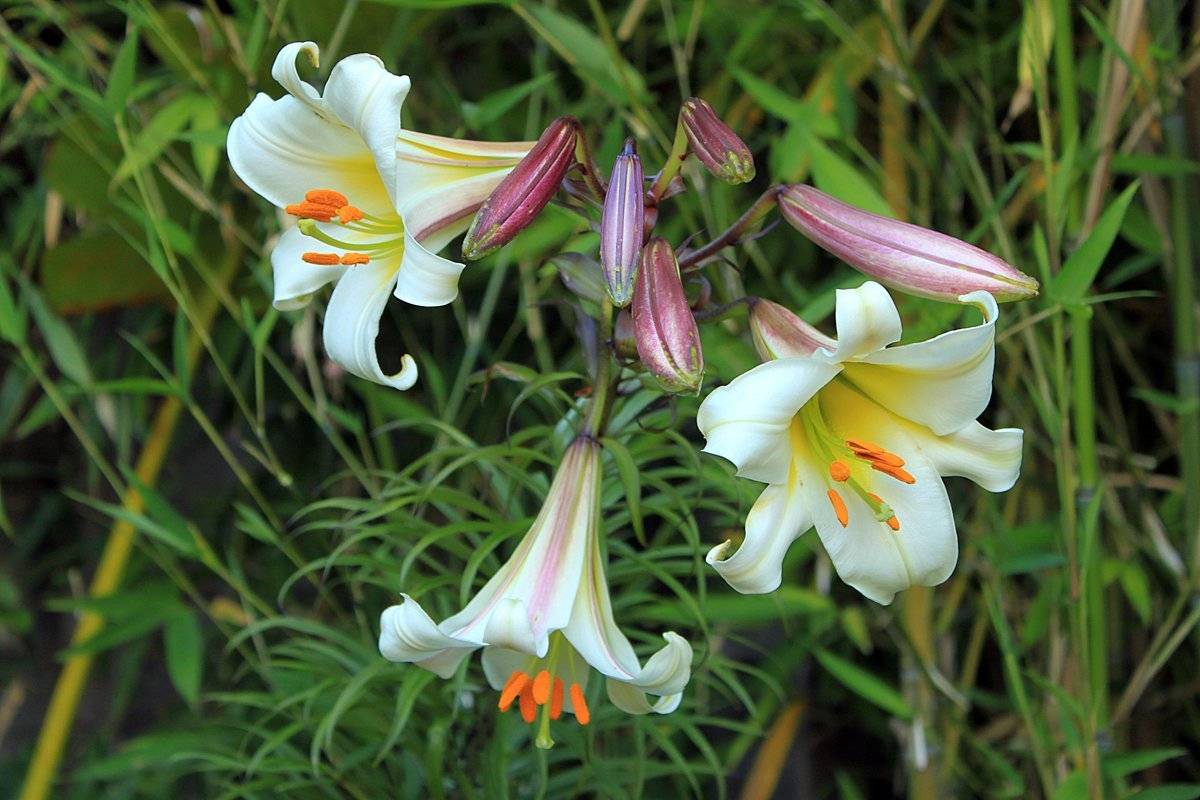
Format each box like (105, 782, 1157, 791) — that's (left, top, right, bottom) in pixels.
(632, 238, 703, 393)
(600, 139, 644, 306)
(779, 185, 1039, 302)
(462, 117, 579, 260)
(748, 298, 835, 361)
(680, 98, 755, 184)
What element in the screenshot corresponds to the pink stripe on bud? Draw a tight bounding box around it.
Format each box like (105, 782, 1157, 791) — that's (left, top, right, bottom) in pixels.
(632, 238, 704, 393)
(462, 117, 579, 260)
(748, 298, 835, 361)
(779, 185, 1039, 302)
(600, 139, 645, 307)
(680, 98, 755, 185)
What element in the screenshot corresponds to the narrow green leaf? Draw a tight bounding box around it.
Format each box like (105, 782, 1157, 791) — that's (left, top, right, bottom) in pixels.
(1104, 747, 1187, 778)
(814, 648, 913, 719)
(808, 138, 893, 217)
(164, 610, 203, 706)
(1050, 182, 1139, 302)
(26, 285, 93, 387)
(601, 437, 644, 546)
(104, 26, 140, 112)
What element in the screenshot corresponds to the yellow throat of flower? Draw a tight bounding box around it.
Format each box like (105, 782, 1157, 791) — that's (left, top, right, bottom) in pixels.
(794, 391, 916, 533)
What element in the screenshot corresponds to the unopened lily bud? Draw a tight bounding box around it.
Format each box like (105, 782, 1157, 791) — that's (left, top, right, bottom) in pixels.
(551, 253, 606, 304)
(613, 310, 638, 360)
(779, 185, 1039, 302)
(748, 298, 835, 361)
(680, 98, 755, 184)
(600, 139, 644, 306)
(462, 116, 579, 260)
(632, 238, 703, 393)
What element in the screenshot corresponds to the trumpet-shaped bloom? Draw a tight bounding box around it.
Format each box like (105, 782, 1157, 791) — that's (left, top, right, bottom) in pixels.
(378, 437, 692, 747)
(697, 282, 1023, 604)
(228, 42, 533, 389)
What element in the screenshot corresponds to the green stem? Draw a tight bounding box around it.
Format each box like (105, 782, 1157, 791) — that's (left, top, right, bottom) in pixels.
(648, 120, 689, 203)
(583, 299, 616, 438)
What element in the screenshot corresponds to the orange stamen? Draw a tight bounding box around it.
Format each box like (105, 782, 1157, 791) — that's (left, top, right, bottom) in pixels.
(886, 516, 901, 532)
(550, 678, 564, 720)
(301, 252, 342, 266)
(305, 189, 349, 207)
(858, 450, 905, 468)
(285, 201, 337, 221)
(845, 439, 885, 454)
(519, 683, 537, 723)
(569, 683, 590, 726)
(827, 489, 849, 527)
(337, 205, 365, 224)
(532, 670, 551, 705)
(339, 253, 370, 266)
(871, 462, 916, 484)
(498, 671, 529, 711)
(829, 460, 851, 482)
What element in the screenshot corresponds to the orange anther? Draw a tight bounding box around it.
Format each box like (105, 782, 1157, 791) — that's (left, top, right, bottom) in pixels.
(846, 439, 885, 454)
(519, 683, 537, 723)
(871, 463, 916, 484)
(337, 205, 365, 224)
(498, 671, 529, 711)
(286, 202, 337, 221)
(301, 252, 342, 266)
(569, 683, 590, 726)
(829, 460, 851, 482)
(886, 516, 901, 532)
(827, 489, 849, 527)
(305, 189, 349, 207)
(532, 670, 551, 705)
(339, 253, 370, 266)
(550, 678, 564, 720)
(863, 450, 905, 468)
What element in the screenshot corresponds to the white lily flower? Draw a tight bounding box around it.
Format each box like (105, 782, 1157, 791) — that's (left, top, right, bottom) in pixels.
(228, 42, 534, 389)
(698, 281, 1023, 604)
(378, 437, 692, 747)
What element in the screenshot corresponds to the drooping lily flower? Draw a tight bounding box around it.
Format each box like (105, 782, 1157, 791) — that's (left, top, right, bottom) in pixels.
(378, 437, 692, 747)
(227, 42, 534, 389)
(697, 282, 1023, 604)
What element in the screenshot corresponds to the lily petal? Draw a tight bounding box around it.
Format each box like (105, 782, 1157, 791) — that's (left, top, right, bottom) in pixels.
(270, 41, 327, 113)
(813, 381, 957, 604)
(393, 230, 467, 307)
(707, 478, 813, 595)
(323, 53, 411, 208)
(698, 358, 840, 484)
(227, 93, 393, 216)
(379, 596, 478, 678)
(270, 226, 346, 310)
(824, 281, 902, 362)
(914, 420, 1024, 492)
(395, 130, 534, 241)
(845, 290, 999, 435)
(320, 256, 417, 390)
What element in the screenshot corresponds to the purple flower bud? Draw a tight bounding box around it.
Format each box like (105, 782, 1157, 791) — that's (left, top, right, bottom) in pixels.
(680, 98, 755, 184)
(748, 298, 835, 361)
(613, 310, 637, 360)
(632, 238, 703, 393)
(600, 139, 644, 306)
(779, 185, 1040, 302)
(462, 117, 579, 260)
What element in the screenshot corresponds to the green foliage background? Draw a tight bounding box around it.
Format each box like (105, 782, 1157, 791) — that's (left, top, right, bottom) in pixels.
(0, 0, 1197, 798)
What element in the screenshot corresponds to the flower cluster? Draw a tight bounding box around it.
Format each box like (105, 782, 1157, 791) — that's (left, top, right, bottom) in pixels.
(229, 43, 1036, 749)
